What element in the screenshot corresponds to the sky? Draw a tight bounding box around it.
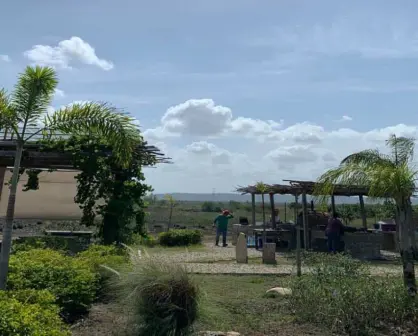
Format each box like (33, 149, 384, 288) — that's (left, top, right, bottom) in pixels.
(1, 0, 418, 193)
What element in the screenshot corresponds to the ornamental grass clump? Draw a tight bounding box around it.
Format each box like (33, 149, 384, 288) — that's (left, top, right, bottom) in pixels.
(107, 245, 200, 336)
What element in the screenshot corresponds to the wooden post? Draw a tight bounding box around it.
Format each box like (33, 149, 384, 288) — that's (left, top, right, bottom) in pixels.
(294, 194, 301, 277)
(284, 202, 287, 223)
(331, 194, 336, 214)
(269, 193, 276, 229)
(251, 193, 256, 227)
(359, 195, 367, 229)
(302, 191, 309, 250)
(0, 167, 6, 202)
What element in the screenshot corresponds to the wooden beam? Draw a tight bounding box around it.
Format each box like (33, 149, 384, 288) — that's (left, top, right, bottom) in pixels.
(331, 194, 336, 214)
(0, 167, 6, 202)
(359, 195, 367, 229)
(269, 193, 276, 229)
(251, 193, 256, 227)
(294, 194, 302, 277)
(302, 191, 309, 250)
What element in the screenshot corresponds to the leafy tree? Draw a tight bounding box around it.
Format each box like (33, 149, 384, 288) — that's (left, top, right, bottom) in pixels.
(337, 205, 355, 226)
(315, 135, 417, 295)
(201, 201, 215, 212)
(0, 66, 140, 289)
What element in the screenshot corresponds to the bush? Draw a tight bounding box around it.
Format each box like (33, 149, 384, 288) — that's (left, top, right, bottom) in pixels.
(131, 233, 158, 247)
(110, 248, 200, 336)
(0, 289, 70, 335)
(8, 248, 98, 320)
(290, 253, 418, 335)
(159, 229, 203, 247)
(76, 244, 128, 298)
(12, 236, 70, 253)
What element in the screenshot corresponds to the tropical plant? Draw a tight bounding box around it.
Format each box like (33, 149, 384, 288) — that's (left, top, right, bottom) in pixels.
(255, 181, 269, 245)
(314, 134, 417, 295)
(0, 66, 140, 289)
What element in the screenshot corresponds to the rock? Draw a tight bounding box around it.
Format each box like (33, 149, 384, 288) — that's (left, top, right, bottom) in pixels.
(266, 287, 292, 296)
(262, 242, 276, 264)
(227, 332, 241, 336)
(235, 232, 248, 263)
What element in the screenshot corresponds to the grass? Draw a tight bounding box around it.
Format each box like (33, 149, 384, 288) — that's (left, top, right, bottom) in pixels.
(73, 274, 327, 336)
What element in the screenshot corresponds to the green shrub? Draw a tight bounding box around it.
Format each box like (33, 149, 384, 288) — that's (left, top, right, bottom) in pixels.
(8, 248, 98, 320)
(12, 236, 70, 253)
(110, 248, 200, 336)
(290, 253, 418, 335)
(0, 289, 70, 336)
(159, 229, 203, 247)
(132, 233, 158, 247)
(76, 244, 128, 298)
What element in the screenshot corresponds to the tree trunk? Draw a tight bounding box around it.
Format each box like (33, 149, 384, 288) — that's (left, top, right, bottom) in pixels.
(262, 194, 266, 246)
(0, 141, 24, 290)
(168, 205, 173, 230)
(396, 197, 417, 296)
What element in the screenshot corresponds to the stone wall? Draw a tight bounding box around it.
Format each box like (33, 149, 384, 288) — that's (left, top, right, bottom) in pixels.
(343, 233, 382, 259)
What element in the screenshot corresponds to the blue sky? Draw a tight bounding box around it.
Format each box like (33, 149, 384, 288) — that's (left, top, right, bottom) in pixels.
(1, 0, 418, 192)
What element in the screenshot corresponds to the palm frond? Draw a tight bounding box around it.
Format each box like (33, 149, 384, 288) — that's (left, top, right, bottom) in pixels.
(11, 66, 58, 134)
(44, 102, 141, 166)
(0, 88, 19, 138)
(255, 181, 269, 193)
(386, 134, 415, 165)
(341, 149, 394, 168)
(314, 164, 371, 202)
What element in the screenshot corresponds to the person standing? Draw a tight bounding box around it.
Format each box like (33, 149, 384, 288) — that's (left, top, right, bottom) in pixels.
(213, 210, 234, 247)
(325, 212, 344, 253)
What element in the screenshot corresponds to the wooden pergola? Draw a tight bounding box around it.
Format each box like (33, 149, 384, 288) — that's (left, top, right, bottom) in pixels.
(0, 126, 171, 200)
(236, 179, 371, 249)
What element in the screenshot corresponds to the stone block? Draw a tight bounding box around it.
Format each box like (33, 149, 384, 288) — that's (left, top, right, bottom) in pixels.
(262, 242, 276, 264)
(235, 233, 248, 263)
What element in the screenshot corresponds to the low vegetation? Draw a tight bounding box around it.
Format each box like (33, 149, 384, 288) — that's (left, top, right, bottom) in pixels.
(0, 289, 71, 336)
(290, 253, 418, 335)
(159, 229, 203, 247)
(110, 248, 200, 336)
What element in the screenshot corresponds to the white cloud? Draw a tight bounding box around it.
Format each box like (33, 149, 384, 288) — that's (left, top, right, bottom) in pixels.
(54, 89, 65, 98)
(142, 99, 418, 192)
(0, 55, 10, 62)
(186, 141, 233, 165)
(24, 36, 114, 71)
(144, 99, 320, 144)
(335, 115, 353, 122)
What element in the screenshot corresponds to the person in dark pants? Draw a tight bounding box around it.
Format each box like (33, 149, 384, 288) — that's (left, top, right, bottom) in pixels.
(325, 212, 344, 253)
(213, 210, 234, 247)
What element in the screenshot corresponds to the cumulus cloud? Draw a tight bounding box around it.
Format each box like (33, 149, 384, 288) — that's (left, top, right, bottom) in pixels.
(186, 141, 233, 165)
(24, 37, 113, 71)
(143, 101, 418, 192)
(0, 55, 10, 62)
(144, 98, 319, 143)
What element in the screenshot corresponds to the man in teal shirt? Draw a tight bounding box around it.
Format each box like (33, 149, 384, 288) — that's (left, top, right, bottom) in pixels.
(213, 210, 234, 247)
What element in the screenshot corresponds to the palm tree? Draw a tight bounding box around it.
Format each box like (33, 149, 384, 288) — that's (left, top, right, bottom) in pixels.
(0, 66, 140, 289)
(314, 134, 417, 295)
(255, 181, 268, 246)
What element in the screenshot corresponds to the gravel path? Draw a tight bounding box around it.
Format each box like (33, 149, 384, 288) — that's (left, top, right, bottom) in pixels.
(143, 243, 414, 276)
